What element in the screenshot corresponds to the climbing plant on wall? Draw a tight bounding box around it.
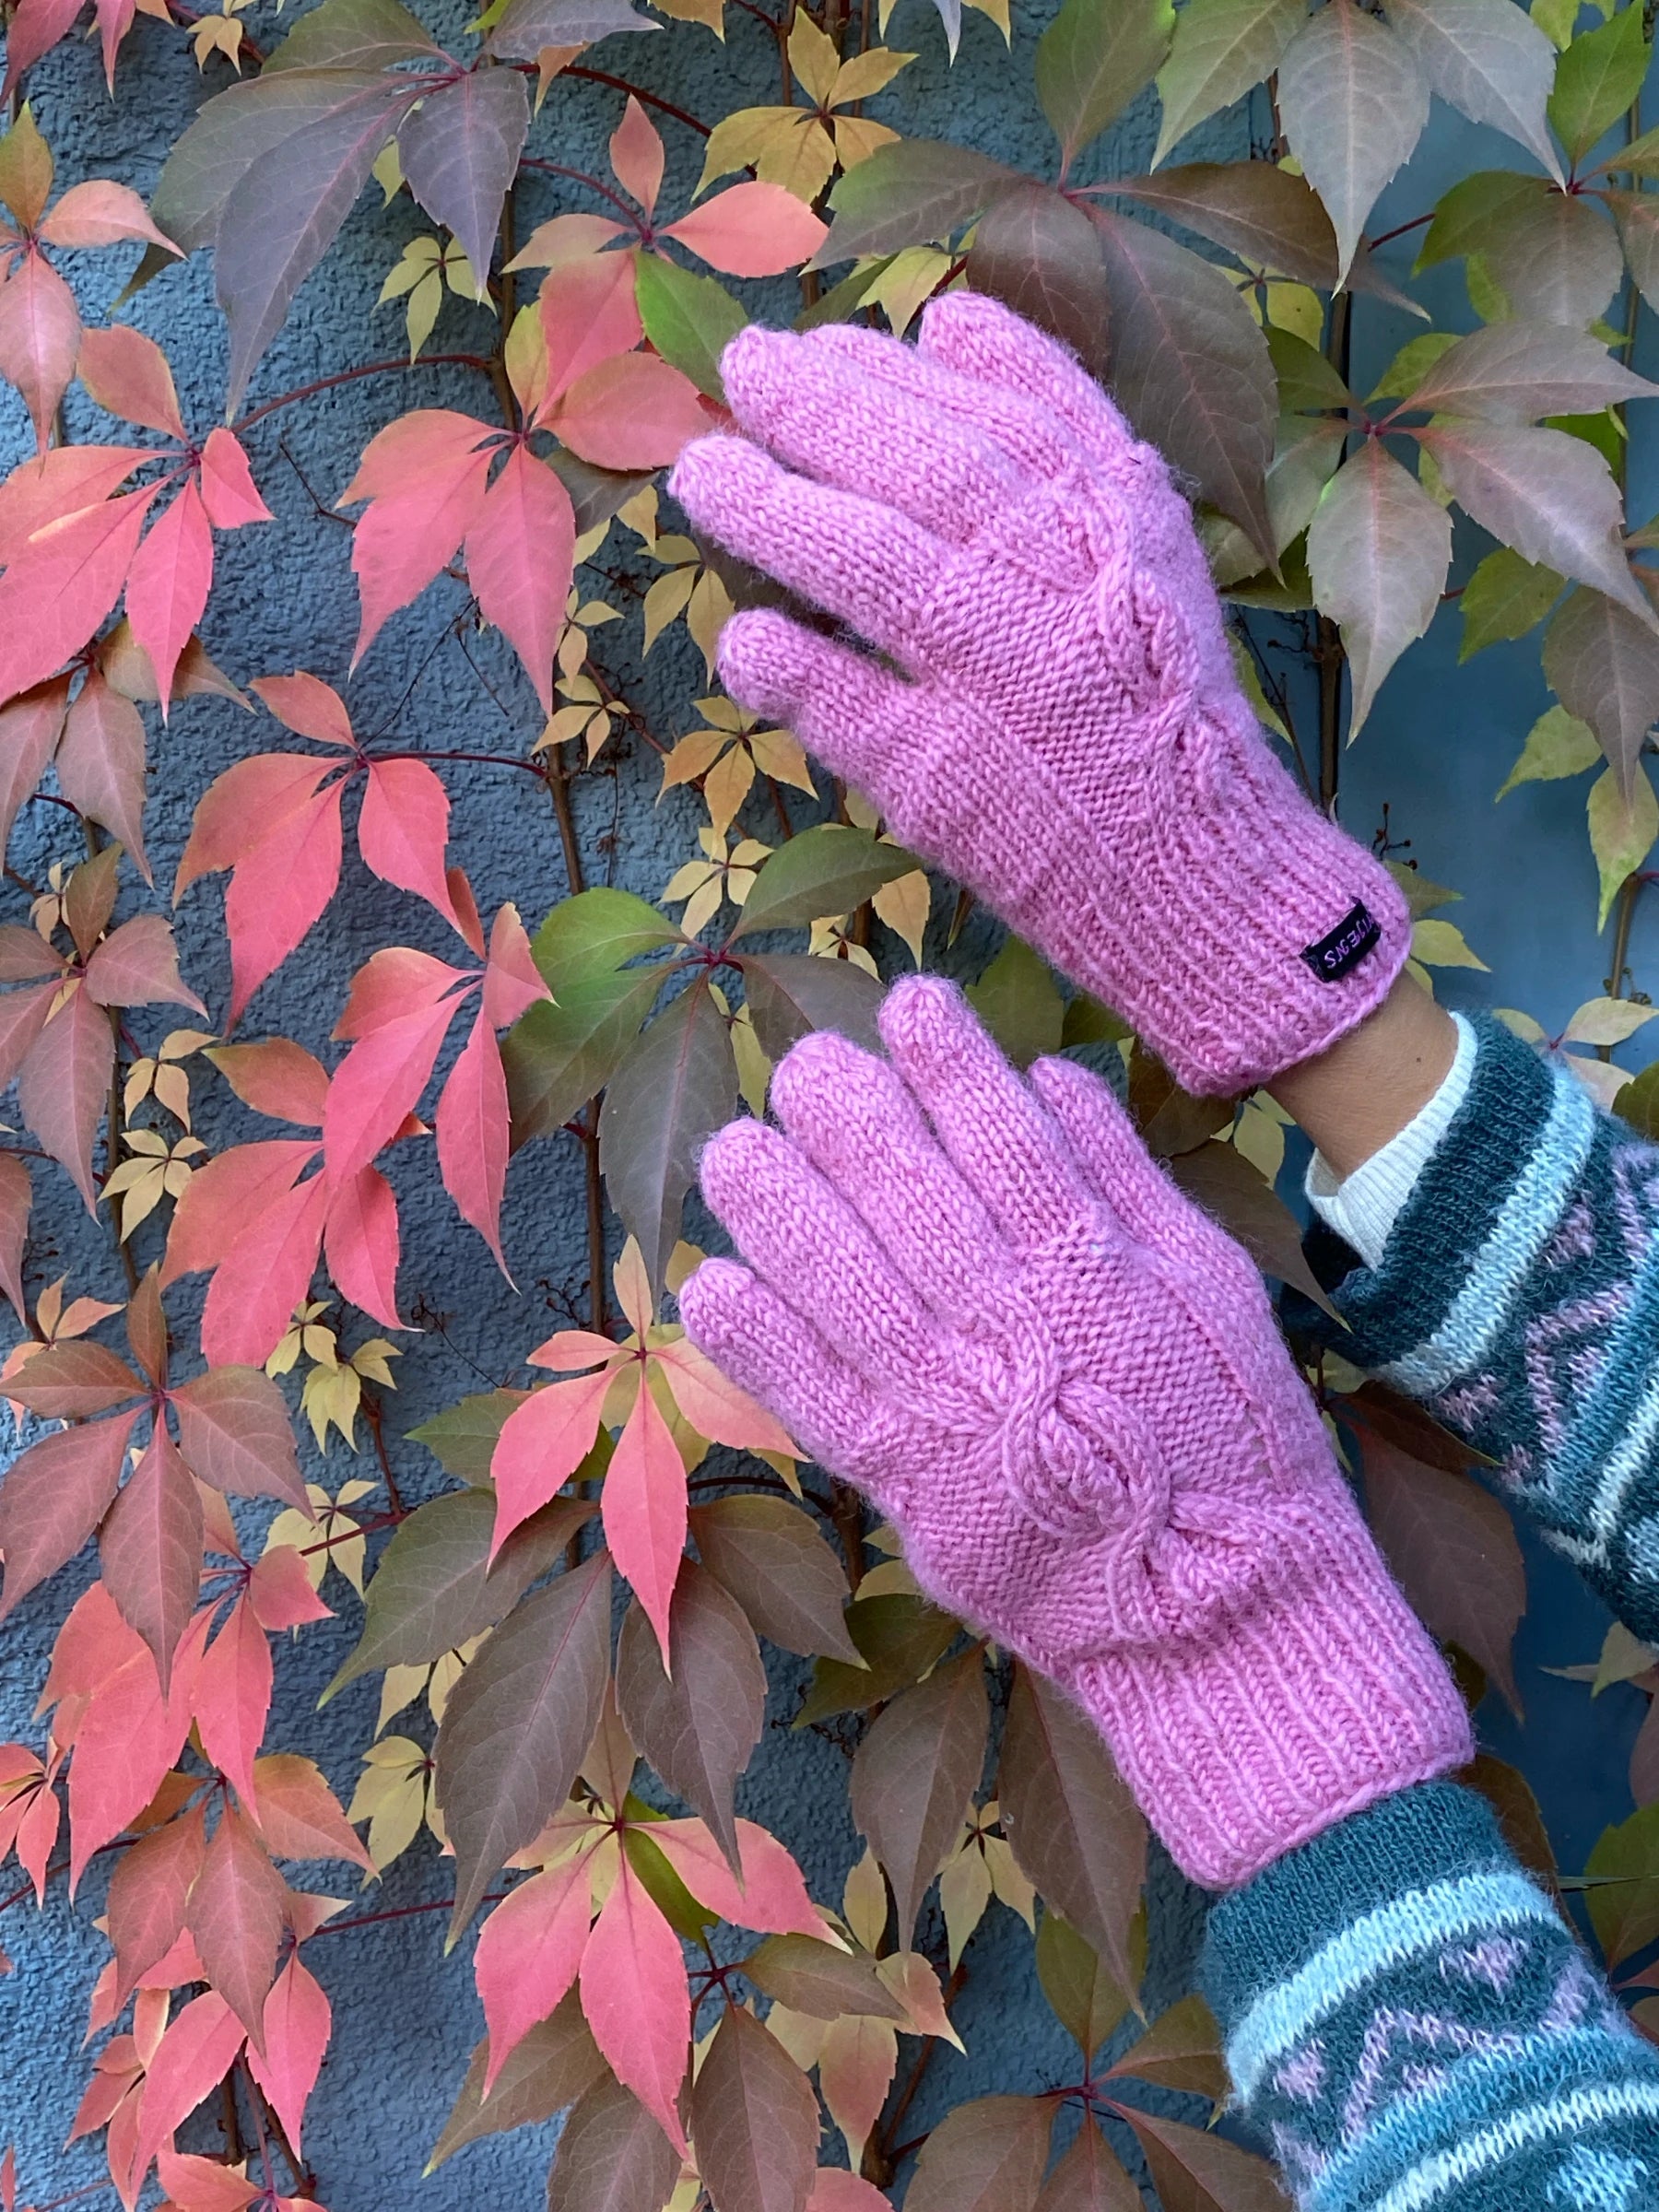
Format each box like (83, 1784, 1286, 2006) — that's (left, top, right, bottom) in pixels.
(5, 0, 1659, 2206)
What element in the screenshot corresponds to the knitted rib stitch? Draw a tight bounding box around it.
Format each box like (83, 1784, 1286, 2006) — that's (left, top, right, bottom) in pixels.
(1292, 1017, 1659, 1641)
(667, 295, 1409, 1096)
(681, 975, 1469, 1891)
(1200, 1783, 1659, 2212)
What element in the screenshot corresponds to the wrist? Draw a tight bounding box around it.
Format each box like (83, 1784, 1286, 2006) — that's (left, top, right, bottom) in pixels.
(1270, 971, 1460, 1178)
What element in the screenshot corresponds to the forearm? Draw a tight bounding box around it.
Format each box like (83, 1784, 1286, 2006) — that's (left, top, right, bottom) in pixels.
(1199, 1781, 1659, 2212)
(1268, 972, 1460, 1180)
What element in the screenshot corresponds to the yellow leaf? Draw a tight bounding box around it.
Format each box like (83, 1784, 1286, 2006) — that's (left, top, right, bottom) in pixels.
(153, 1062, 192, 1127)
(696, 105, 803, 194)
(1498, 704, 1600, 799)
(841, 1846, 888, 1952)
(1410, 918, 1488, 971)
(405, 270, 443, 363)
(377, 1663, 429, 1735)
(704, 743, 757, 836)
(661, 729, 730, 790)
(830, 114, 900, 169)
(766, 2002, 826, 2072)
(371, 140, 403, 203)
(503, 301, 549, 418)
(787, 12, 841, 101)
(939, 1841, 993, 1967)
(865, 241, 951, 335)
(1495, 1006, 1547, 1042)
(731, 1005, 771, 1116)
(747, 725, 815, 795)
(1589, 764, 1659, 930)
(643, 565, 698, 653)
(1264, 280, 1324, 345)
(1233, 1097, 1286, 1183)
(757, 113, 838, 203)
(819, 2017, 897, 2167)
(652, 0, 724, 31)
(687, 568, 735, 677)
(829, 46, 914, 103)
(983, 1833, 1035, 1926)
(964, 0, 1010, 38)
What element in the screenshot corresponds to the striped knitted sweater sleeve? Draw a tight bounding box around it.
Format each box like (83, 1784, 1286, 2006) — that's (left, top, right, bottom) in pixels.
(1197, 1782, 1659, 2212)
(1299, 1014, 1659, 1642)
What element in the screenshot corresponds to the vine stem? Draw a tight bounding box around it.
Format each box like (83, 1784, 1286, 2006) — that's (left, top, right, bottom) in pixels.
(234, 354, 497, 436)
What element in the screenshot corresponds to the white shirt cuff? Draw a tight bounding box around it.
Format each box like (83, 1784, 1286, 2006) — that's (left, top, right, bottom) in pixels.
(1304, 1013, 1477, 1271)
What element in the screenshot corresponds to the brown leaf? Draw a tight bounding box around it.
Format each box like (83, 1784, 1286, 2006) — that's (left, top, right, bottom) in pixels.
(1034, 2122, 1142, 2212)
(1115, 162, 1336, 288)
(1341, 1382, 1497, 1475)
(966, 185, 1112, 382)
(1461, 1753, 1559, 1899)
(998, 1666, 1146, 1997)
(1123, 2111, 1290, 2212)
(850, 1647, 988, 1945)
(740, 1934, 908, 2023)
(737, 953, 885, 1065)
(1543, 585, 1659, 795)
(1359, 1432, 1526, 1716)
(6, 1338, 145, 1418)
(1103, 1993, 1226, 2100)
(545, 2069, 682, 2212)
(1126, 1047, 1232, 1159)
(691, 2004, 819, 2212)
(171, 1366, 309, 1508)
(615, 1566, 766, 1877)
(794, 1593, 959, 1725)
(1034, 1910, 1133, 2061)
(690, 1494, 859, 1665)
(904, 2095, 1053, 2212)
(1170, 1140, 1340, 1319)
(184, 1805, 286, 2049)
(428, 1991, 605, 2170)
(600, 977, 737, 1303)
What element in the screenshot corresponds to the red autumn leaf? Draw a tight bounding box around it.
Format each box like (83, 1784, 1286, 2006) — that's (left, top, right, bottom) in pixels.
(490, 1367, 615, 1556)
(0, 0, 89, 95)
(0, 677, 69, 857)
(660, 182, 830, 277)
(435, 998, 512, 1274)
(155, 2150, 259, 2212)
(5, 1338, 144, 1418)
(650, 1337, 796, 1458)
(194, 1597, 272, 1812)
(133, 1988, 247, 2181)
(611, 95, 665, 218)
(246, 1955, 331, 2156)
(449, 864, 486, 956)
(106, 1803, 206, 2005)
(335, 945, 472, 1037)
(476, 1853, 594, 2091)
(55, 671, 152, 879)
(0, 250, 82, 451)
(248, 1753, 370, 1870)
(245, 1548, 333, 1631)
(536, 253, 643, 410)
(185, 1804, 285, 2045)
(19, 981, 114, 1212)
(482, 901, 549, 1030)
(15, 1769, 59, 1900)
(163, 1138, 319, 1285)
(197, 429, 272, 530)
(343, 418, 498, 665)
(651, 1818, 830, 1937)
(548, 352, 710, 470)
(222, 781, 347, 1024)
(206, 1039, 330, 1127)
(67, 1607, 208, 1888)
(170, 1366, 306, 1509)
(0, 482, 156, 701)
(176, 755, 338, 895)
(357, 757, 463, 928)
(578, 1851, 689, 2153)
(99, 1430, 205, 1695)
(321, 1162, 405, 1331)
(465, 444, 576, 714)
(603, 1382, 688, 1662)
(322, 991, 464, 1188)
(124, 481, 214, 712)
(75, 324, 186, 440)
(86, 915, 206, 1013)
(0, 1150, 29, 1319)
(199, 1171, 328, 1370)
(250, 671, 355, 751)
(0, 1408, 124, 1619)
(38, 179, 176, 253)
(0, 444, 145, 559)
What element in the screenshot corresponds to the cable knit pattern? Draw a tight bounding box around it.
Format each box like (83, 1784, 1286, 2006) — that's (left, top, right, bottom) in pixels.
(1293, 1018, 1659, 1641)
(1201, 1783, 1659, 2212)
(665, 295, 1409, 1097)
(680, 976, 1469, 1890)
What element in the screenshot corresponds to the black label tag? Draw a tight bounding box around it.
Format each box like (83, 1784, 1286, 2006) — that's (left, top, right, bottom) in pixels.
(1301, 900, 1382, 983)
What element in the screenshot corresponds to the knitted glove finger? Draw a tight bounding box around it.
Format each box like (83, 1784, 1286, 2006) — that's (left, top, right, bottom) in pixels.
(669, 436, 947, 668)
(677, 1255, 901, 1503)
(698, 1114, 947, 1394)
(1030, 1052, 1224, 1258)
(878, 976, 1093, 1248)
(804, 320, 1084, 487)
(918, 290, 1139, 472)
(771, 1027, 1012, 1325)
(720, 325, 1022, 545)
(716, 609, 922, 798)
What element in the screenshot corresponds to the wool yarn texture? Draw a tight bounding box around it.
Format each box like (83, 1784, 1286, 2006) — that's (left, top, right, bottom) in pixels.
(680, 977, 1470, 1891)
(668, 294, 1409, 1097)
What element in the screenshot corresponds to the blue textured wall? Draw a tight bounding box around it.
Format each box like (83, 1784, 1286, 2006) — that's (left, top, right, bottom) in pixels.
(0, 13, 1655, 2206)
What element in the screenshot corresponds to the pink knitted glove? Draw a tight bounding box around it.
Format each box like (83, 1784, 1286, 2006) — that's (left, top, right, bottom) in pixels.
(669, 294, 1410, 1098)
(680, 978, 1470, 1890)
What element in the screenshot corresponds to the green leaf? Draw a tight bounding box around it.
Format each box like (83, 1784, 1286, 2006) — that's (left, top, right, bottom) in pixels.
(1548, 0, 1650, 162)
(1586, 1800, 1659, 1966)
(408, 1388, 531, 1480)
(1035, 0, 1175, 171)
(1152, 0, 1304, 167)
(1092, 207, 1276, 559)
(503, 966, 666, 1147)
(1277, 0, 1430, 281)
(1588, 761, 1659, 926)
(1497, 701, 1600, 794)
(620, 1821, 716, 1941)
(1061, 991, 1131, 1048)
(740, 1934, 909, 2021)
(1115, 161, 1337, 288)
(965, 937, 1064, 1069)
(1544, 585, 1659, 792)
(736, 951, 886, 1064)
(433, 1549, 614, 1941)
(1267, 325, 1355, 417)
(729, 824, 918, 941)
(1035, 1909, 1134, 2058)
(964, 185, 1112, 381)
(850, 1648, 989, 1944)
(1370, 330, 1460, 403)
(1417, 167, 1553, 271)
(530, 886, 682, 993)
(599, 977, 738, 1300)
(323, 1488, 594, 1699)
(812, 139, 1020, 267)
(1617, 117, 1659, 172)
(794, 1592, 959, 1724)
(1618, 1056, 1659, 1136)
(264, 0, 444, 71)
(427, 1994, 605, 2171)
(688, 1492, 861, 1663)
(1462, 548, 1564, 662)
(1307, 440, 1453, 738)
(634, 253, 746, 402)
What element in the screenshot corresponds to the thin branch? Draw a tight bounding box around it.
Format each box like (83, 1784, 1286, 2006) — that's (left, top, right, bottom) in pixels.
(235, 354, 497, 436)
(518, 155, 647, 229)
